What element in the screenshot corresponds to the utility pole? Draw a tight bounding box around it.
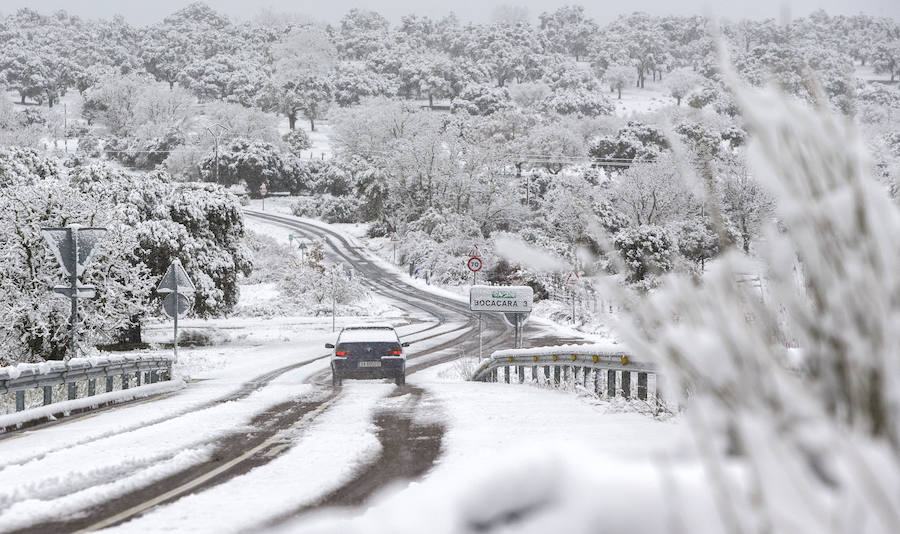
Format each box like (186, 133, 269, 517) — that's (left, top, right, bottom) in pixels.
(204, 123, 230, 184)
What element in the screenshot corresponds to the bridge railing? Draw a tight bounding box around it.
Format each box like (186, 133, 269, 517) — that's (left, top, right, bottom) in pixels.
(0, 355, 174, 416)
(471, 344, 664, 407)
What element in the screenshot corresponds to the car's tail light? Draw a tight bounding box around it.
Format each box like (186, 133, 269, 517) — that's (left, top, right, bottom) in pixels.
(336, 351, 350, 356)
(387, 350, 402, 356)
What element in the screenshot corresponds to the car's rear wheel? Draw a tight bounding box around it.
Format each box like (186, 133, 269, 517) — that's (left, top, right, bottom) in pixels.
(395, 373, 405, 386)
(332, 372, 342, 387)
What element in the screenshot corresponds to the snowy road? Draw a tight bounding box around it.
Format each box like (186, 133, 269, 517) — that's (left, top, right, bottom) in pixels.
(0, 211, 677, 533)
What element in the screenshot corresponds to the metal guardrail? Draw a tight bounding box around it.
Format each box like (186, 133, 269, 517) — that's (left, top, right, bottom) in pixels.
(472, 344, 661, 404)
(0, 355, 174, 414)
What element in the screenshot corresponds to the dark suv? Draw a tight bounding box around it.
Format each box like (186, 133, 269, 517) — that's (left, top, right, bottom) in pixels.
(326, 326, 410, 387)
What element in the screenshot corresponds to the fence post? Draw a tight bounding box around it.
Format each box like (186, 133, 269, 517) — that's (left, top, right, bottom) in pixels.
(594, 369, 601, 396)
(43, 386, 52, 405)
(637, 372, 648, 401)
(15, 390, 24, 412)
(67, 382, 76, 400)
(553, 367, 561, 387)
(531, 365, 537, 382)
(517, 366, 524, 383)
(544, 366, 551, 385)
(136, 371, 142, 387)
(151, 370, 158, 384)
(607, 370, 616, 397)
(582, 367, 589, 387)
(88, 379, 96, 396)
(122, 373, 129, 390)
(622, 372, 631, 399)
(504, 366, 510, 384)
(106, 376, 114, 393)
(144, 371, 151, 384)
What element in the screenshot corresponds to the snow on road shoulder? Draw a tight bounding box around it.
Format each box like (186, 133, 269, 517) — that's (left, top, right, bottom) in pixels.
(0, 336, 330, 467)
(0, 358, 327, 532)
(108, 382, 394, 534)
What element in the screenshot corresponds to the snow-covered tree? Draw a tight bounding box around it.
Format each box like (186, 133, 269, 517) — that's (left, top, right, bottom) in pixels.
(612, 154, 698, 226)
(665, 67, 701, 105)
(538, 5, 598, 61)
(603, 64, 633, 99)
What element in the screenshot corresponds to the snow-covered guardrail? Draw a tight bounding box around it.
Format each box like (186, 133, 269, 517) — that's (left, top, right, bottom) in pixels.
(472, 343, 661, 403)
(0, 355, 174, 418)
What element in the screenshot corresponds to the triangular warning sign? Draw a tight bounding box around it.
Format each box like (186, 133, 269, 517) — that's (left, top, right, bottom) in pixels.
(566, 270, 580, 285)
(157, 260, 196, 294)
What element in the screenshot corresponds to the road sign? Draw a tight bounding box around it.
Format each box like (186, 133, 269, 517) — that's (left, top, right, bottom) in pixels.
(157, 260, 196, 295)
(157, 259, 195, 364)
(467, 256, 483, 272)
(162, 293, 191, 319)
(53, 284, 97, 299)
(259, 182, 268, 196)
(470, 285, 533, 313)
(42, 225, 107, 277)
(566, 270, 580, 285)
(41, 225, 107, 360)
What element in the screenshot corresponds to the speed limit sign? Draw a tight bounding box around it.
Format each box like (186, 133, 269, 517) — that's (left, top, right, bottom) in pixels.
(467, 256, 483, 272)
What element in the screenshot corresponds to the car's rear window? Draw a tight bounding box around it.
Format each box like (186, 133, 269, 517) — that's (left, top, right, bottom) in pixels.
(338, 328, 399, 343)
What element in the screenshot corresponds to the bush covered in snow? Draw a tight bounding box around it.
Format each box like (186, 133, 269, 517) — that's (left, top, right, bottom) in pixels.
(291, 194, 362, 224)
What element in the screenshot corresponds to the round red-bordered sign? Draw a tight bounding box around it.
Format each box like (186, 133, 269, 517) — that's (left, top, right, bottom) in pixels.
(467, 256, 483, 272)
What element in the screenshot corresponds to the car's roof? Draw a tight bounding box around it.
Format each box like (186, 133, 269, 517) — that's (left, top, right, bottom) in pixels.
(341, 324, 395, 330)
(338, 327, 399, 343)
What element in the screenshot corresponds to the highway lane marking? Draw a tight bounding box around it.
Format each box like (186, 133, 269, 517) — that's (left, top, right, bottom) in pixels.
(77, 395, 338, 533)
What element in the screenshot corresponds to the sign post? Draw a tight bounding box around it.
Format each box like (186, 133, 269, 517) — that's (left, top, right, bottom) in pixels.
(157, 259, 196, 363)
(390, 233, 399, 264)
(466, 256, 482, 285)
(42, 225, 107, 360)
(288, 234, 309, 265)
(470, 285, 534, 353)
(259, 182, 268, 211)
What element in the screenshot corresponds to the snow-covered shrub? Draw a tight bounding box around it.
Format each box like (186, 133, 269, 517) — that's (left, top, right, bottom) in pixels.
(509, 81, 551, 109)
(407, 209, 482, 243)
(589, 121, 669, 161)
(451, 83, 513, 116)
(540, 88, 614, 117)
(104, 129, 185, 170)
(291, 195, 363, 223)
(0, 146, 61, 186)
(611, 225, 674, 287)
(620, 80, 900, 533)
(200, 138, 298, 196)
(282, 129, 312, 156)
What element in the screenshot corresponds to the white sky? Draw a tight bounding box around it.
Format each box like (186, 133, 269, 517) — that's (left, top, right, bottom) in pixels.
(0, 0, 897, 25)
